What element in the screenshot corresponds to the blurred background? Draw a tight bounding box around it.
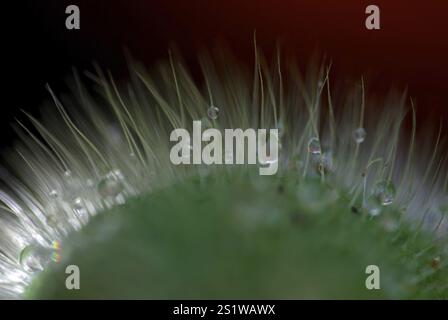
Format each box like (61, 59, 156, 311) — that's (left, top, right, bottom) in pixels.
(3, 0, 448, 148)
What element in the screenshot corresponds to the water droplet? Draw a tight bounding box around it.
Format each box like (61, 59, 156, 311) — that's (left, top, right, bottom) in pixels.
(373, 181, 396, 206)
(49, 190, 58, 198)
(64, 170, 72, 177)
(313, 151, 333, 173)
(112, 169, 125, 181)
(97, 171, 124, 198)
(19, 245, 50, 273)
(364, 197, 382, 216)
(431, 256, 441, 269)
(353, 128, 366, 143)
(72, 197, 87, 216)
(207, 105, 219, 120)
(308, 137, 321, 155)
(86, 179, 95, 188)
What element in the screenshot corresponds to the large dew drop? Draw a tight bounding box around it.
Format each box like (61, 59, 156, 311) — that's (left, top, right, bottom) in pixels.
(97, 170, 125, 199)
(308, 137, 321, 155)
(207, 105, 220, 120)
(373, 181, 396, 206)
(353, 128, 366, 143)
(364, 196, 382, 216)
(49, 189, 58, 198)
(72, 197, 86, 214)
(19, 245, 51, 273)
(313, 150, 333, 174)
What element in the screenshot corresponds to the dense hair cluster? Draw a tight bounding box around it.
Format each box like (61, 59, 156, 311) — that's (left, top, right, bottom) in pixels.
(0, 48, 446, 298)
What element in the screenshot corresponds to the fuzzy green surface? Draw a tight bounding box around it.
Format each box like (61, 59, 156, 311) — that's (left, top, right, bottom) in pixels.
(25, 172, 447, 299)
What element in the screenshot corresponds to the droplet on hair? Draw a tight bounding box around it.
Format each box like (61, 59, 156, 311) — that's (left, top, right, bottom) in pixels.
(207, 105, 219, 120)
(19, 245, 49, 273)
(72, 197, 88, 221)
(364, 197, 382, 216)
(86, 179, 95, 188)
(373, 181, 396, 206)
(308, 137, 321, 155)
(353, 128, 366, 143)
(49, 189, 58, 198)
(431, 256, 441, 269)
(314, 151, 333, 173)
(97, 171, 124, 199)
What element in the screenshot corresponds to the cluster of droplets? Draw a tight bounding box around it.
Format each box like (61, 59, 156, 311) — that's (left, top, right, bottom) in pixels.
(364, 181, 397, 217)
(13, 167, 132, 287)
(306, 137, 334, 176)
(303, 129, 398, 219)
(18, 240, 61, 274)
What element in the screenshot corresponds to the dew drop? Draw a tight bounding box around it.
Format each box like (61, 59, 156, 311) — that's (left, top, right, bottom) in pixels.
(19, 245, 50, 273)
(72, 197, 87, 217)
(49, 189, 58, 198)
(86, 179, 95, 188)
(308, 137, 321, 155)
(313, 150, 333, 174)
(373, 181, 396, 206)
(364, 197, 382, 216)
(207, 105, 220, 120)
(97, 171, 124, 198)
(353, 128, 366, 143)
(431, 256, 441, 269)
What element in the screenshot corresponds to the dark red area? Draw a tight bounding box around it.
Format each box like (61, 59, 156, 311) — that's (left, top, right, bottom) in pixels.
(4, 0, 448, 147)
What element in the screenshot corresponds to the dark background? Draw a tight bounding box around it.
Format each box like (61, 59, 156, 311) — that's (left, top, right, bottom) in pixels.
(3, 0, 448, 148)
